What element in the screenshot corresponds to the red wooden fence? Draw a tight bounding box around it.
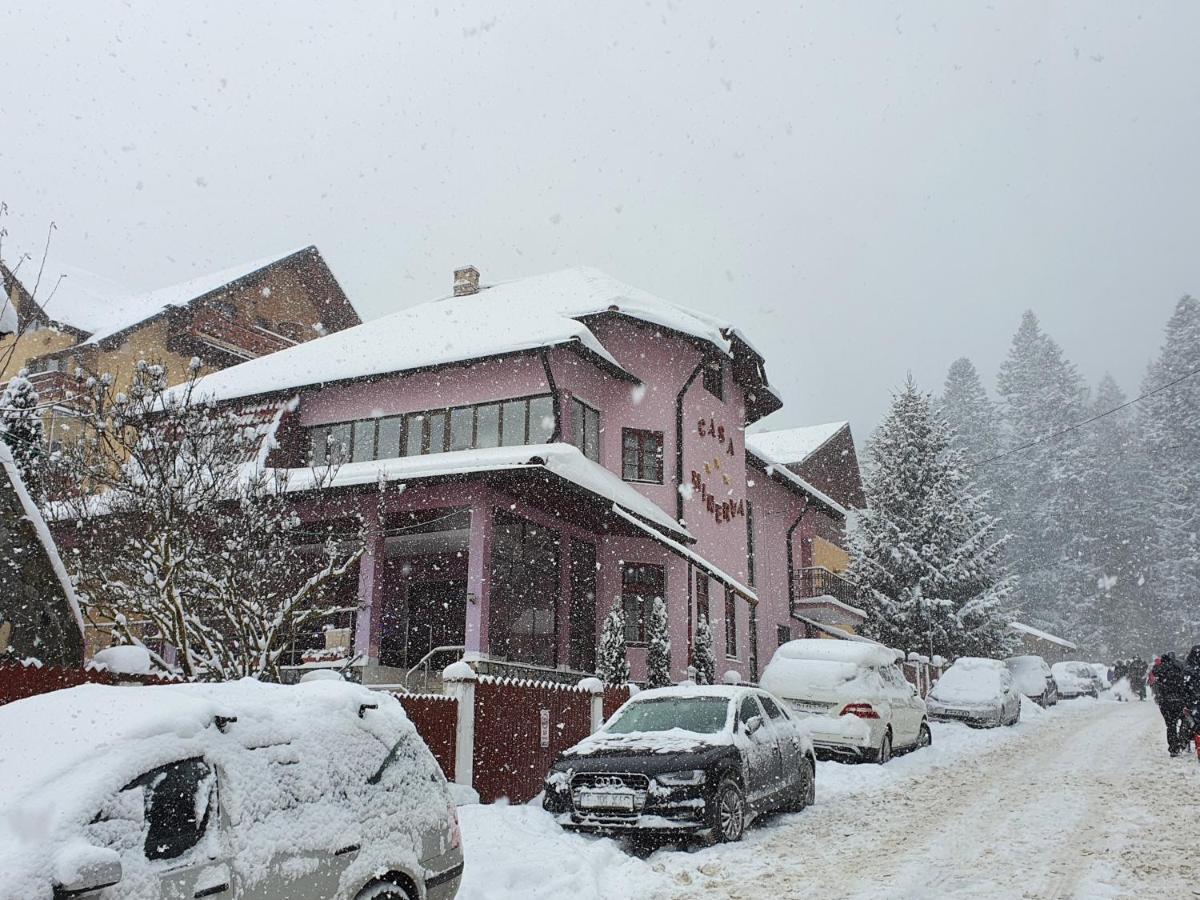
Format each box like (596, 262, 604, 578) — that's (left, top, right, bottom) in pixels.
(0, 660, 180, 707)
(471, 677, 594, 803)
(396, 693, 458, 779)
(602, 683, 635, 721)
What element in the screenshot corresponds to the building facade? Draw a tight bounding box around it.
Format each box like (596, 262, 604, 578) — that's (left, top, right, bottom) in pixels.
(169, 266, 865, 686)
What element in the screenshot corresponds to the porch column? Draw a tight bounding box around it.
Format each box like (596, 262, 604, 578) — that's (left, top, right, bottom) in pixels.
(465, 497, 494, 656)
(354, 503, 386, 665)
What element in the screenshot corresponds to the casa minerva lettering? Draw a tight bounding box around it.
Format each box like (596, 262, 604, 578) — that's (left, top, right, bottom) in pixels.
(692, 417, 746, 525)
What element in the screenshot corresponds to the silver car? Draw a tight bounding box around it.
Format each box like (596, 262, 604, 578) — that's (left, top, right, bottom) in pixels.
(0, 679, 462, 899)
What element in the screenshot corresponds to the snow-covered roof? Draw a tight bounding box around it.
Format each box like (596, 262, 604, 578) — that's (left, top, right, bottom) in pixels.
(1008, 621, 1078, 650)
(746, 422, 846, 466)
(180, 266, 751, 405)
(0, 438, 85, 638)
(2, 246, 312, 342)
(276, 441, 690, 541)
(746, 446, 848, 516)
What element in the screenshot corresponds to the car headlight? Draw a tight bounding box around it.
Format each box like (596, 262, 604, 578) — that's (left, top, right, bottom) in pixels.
(656, 769, 706, 786)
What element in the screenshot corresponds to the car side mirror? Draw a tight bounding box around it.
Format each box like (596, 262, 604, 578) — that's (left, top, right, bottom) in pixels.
(54, 846, 122, 895)
(744, 715, 763, 735)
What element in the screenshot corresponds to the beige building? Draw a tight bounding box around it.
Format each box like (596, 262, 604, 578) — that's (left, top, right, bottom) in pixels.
(0, 245, 360, 445)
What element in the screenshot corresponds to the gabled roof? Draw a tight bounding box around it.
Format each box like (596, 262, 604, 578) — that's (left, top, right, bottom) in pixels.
(1008, 621, 1078, 651)
(1, 245, 353, 345)
(746, 446, 848, 516)
(746, 421, 846, 467)
(177, 267, 777, 413)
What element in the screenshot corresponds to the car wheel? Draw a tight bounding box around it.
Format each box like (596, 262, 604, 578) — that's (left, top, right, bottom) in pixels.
(915, 721, 932, 750)
(712, 778, 747, 842)
(786, 757, 816, 812)
(873, 730, 893, 765)
(356, 882, 415, 900)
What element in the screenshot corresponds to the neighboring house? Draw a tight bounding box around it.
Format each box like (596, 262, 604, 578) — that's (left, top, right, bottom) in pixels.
(0, 438, 84, 666)
(746, 422, 866, 641)
(1008, 621, 1079, 664)
(0, 245, 359, 446)
(163, 265, 866, 687)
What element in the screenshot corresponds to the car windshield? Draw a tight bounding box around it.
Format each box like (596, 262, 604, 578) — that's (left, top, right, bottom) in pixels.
(606, 697, 730, 735)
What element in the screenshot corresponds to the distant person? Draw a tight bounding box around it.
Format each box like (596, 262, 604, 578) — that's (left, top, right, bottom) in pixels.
(1151, 652, 1189, 756)
(1185, 645, 1200, 758)
(1113, 659, 1129, 701)
(1128, 657, 1148, 701)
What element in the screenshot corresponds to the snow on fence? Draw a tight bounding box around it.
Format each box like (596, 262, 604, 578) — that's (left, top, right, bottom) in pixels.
(395, 693, 457, 780)
(901, 654, 945, 698)
(0, 659, 180, 707)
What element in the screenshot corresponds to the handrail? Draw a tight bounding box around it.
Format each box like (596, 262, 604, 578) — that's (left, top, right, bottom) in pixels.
(794, 566, 859, 605)
(405, 645, 466, 689)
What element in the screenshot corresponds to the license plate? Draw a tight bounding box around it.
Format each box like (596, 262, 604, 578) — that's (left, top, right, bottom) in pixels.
(577, 791, 634, 811)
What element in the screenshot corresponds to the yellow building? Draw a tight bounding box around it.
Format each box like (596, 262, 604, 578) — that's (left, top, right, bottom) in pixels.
(0, 245, 361, 444)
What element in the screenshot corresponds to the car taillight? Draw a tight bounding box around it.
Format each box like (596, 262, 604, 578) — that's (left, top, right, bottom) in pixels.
(840, 703, 880, 719)
(447, 802, 461, 849)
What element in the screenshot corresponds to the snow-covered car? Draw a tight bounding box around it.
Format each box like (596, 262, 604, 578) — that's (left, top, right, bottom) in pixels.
(0, 679, 462, 900)
(1087, 662, 1112, 691)
(926, 657, 1022, 727)
(1005, 655, 1058, 707)
(759, 639, 930, 763)
(542, 685, 816, 843)
(1052, 661, 1102, 699)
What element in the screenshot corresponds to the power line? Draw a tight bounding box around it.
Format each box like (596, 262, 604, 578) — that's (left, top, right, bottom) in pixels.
(972, 362, 1200, 469)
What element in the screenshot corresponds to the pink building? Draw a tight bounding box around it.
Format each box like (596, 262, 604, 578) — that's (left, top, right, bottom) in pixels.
(190, 266, 864, 686)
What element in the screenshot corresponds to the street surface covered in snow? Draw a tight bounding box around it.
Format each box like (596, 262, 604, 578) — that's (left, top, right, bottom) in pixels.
(457, 698, 1199, 899)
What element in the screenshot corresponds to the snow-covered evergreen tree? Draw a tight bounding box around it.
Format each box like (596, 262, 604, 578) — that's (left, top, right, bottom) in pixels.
(596, 606, 630, 684)
(849, 377, 1015, 659)
(0, 370, 44, 497)
(939, 357, 1004, 515)
(995, 311, 1091, 637)
(1073, 375, 1145, 655)
(1137, 296, 1200, 649)
(692, 614, 715, 685)
(645, 596, 671, 688)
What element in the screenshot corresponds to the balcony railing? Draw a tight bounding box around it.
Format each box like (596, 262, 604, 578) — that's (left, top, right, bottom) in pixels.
(0, 369, 79, 406)
(188, 308, 298, 360)
(794, 566, 860, 607)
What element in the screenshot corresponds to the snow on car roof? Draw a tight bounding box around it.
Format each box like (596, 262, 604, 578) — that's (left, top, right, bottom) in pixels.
(178, 266, 748, 405)
(629, 684, 749, 702)
(772, 638, 897, 668)
(745, 422, 846, 466)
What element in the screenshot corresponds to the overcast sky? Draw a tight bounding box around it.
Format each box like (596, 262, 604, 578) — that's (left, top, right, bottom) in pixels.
(3, 2, 1197, 438)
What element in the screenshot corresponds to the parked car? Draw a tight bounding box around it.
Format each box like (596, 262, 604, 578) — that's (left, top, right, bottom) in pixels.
(926, 657, 1022, 727)
(1005, 655, 1059, 706)
(759, 639, 930, 763)
(1052, 661, 1102, 699)
(0, 679, 462, 900)
(1087, 662, 1113, 691)
(542, 685, 816, 843)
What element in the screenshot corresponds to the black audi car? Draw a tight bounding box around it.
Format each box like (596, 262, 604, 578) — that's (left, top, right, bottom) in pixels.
(542, 685, 816, 843)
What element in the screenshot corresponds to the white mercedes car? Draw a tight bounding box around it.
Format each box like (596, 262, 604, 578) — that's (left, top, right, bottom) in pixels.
(760, 639, 930, 763)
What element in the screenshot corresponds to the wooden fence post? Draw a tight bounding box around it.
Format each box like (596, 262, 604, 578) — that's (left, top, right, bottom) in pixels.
(442, 661, 476, 789)
(578, 676, 605, 732)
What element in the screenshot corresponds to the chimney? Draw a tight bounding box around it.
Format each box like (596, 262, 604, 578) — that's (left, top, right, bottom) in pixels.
(454, 266, 480, 297)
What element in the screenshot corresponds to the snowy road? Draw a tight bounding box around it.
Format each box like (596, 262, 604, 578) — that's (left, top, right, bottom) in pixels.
(458, 698, 1200, 900)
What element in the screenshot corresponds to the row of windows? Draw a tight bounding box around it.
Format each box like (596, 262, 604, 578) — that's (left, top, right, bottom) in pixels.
(310, 395, 556, 465)
(624, 564, 740, 659)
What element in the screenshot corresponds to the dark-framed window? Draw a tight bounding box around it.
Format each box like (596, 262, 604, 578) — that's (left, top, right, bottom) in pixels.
(776, 624, 791, 648)
(622, 428, 663, 483)
(622, 563, 665, 645)
(703, 359, 724, 400)
(724, 587, 738, 658)
(695, 572, 710, 626)
(571, 398, 601, 463)
(308, 394, 554, 465)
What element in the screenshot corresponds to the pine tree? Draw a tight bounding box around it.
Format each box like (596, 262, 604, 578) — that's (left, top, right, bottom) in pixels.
(596, 606, 630, 685)
(1073, 375, 1144, 655)
(939, 357, 1004, 514)
(1138, 296, 1200, 649)
(0, 370, 44, 497)
(693, 614, 715, 685)
(645, 597, 671, 688)
(849, 377, 1015, 659)
(995, 311, 1091, 637)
